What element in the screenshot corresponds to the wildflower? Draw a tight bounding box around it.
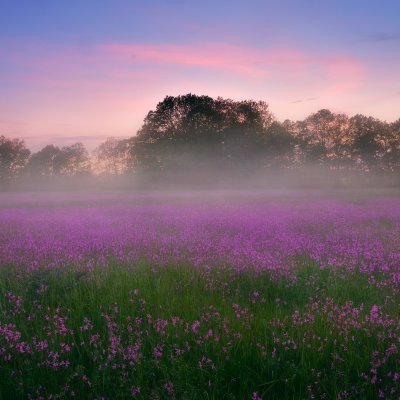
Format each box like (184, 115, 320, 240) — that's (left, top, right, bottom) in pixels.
(131, 386, 141, 396)
(164, 382, 174, 396)
(191, 320, 200, 333)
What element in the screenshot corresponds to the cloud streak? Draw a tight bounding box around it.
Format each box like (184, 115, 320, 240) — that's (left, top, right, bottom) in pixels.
(290, 97, 316, 104)
(365, 33, 400, 42)
(99, 42, 365, 83)
(2, 40, 365, 86)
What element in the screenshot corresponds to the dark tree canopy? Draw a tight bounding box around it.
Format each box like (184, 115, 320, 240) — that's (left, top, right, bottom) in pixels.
(135, 94, 275, 175)
(28, 145, 61, 177)
(138, 94, 273, 143)
(0, 135, 30, 181)
(348, 114, 390, 171)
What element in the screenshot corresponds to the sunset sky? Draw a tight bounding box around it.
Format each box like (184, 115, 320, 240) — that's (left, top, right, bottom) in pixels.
(1, 0, 399, 151)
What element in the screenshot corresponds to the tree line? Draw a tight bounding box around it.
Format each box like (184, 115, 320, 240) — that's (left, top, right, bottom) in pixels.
(1, 94, 399, 186)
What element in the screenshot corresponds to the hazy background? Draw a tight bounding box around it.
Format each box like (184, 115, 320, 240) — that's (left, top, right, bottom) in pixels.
(1, 94, 399, 190)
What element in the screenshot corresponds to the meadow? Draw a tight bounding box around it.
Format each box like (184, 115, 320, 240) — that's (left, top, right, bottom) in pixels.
(0, 190, 399, 399)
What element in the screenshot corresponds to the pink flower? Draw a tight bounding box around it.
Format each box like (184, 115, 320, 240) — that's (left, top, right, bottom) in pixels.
(191, 320, 200, 333)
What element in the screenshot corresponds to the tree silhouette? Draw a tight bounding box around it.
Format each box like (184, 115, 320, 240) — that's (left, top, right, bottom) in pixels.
(93, 138, 136, 175)
(135, 94, 274, 176)
(348, 114, 385, 171)
(28, 145, 61, 177)
(53, 143, 91, 176)
(0, 135, 30, 181)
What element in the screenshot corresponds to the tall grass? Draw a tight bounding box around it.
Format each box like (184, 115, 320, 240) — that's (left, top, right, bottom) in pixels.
(0, 261, 398, 399)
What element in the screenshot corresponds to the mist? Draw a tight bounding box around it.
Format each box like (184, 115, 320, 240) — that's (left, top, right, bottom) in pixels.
(1, 94, 399, 194)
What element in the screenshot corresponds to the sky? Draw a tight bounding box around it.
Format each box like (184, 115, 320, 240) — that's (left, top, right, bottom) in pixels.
(0, 0, 399, 151)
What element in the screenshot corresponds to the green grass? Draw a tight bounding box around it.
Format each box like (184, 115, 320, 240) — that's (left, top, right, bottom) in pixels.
(0, 262, 399, 399)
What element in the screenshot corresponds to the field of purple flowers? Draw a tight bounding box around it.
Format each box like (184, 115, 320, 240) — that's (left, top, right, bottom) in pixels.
(0, 190, 399, 399)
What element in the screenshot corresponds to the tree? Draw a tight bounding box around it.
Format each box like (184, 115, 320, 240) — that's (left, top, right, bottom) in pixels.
(348, 115, 385, 171)
(379, 119, 400, 172)
(27, 145, 61, 177)
(138, 94, 222, 143)
(53, 143, 91, 176)
(262, 122, 294, 167)
(292, 109, 350, 166)
(0, 135, 30, 181)
(135, 94, 274, 174)
(93, 137, 136, 175)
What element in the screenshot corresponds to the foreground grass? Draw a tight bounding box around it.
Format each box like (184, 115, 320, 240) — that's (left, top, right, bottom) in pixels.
(0, 262, 399, 399)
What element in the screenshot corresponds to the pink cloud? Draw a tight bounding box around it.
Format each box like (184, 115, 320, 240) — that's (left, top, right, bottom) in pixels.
(3, 40, 366, 94)
(99, 42, 365, 83)
(99, 43, 268, 78)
